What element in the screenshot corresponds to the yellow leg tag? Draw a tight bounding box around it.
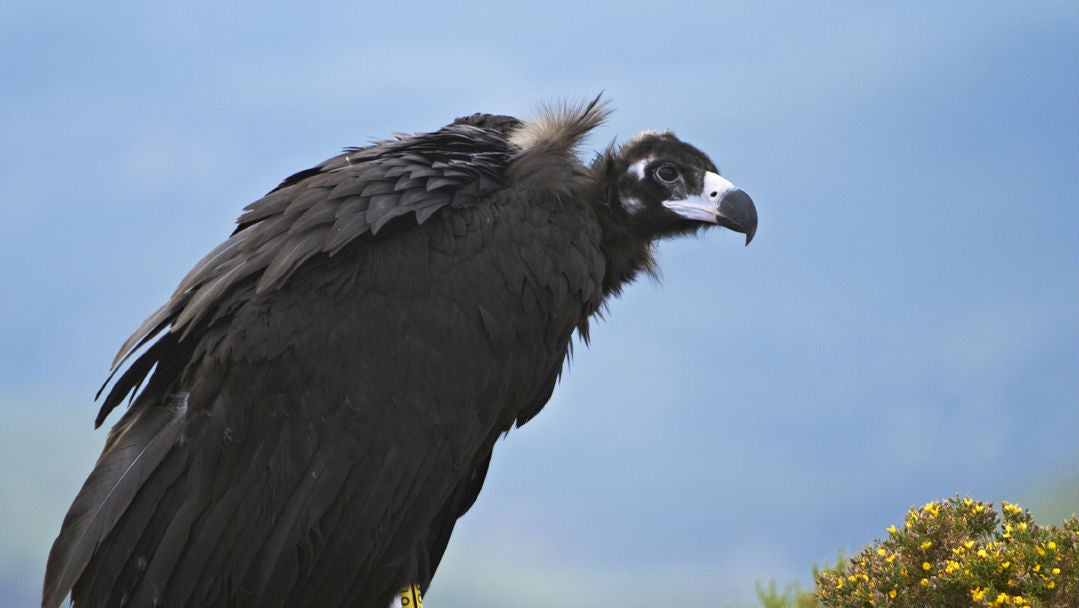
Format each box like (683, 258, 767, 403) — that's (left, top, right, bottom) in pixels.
(399, 584, 423, 608)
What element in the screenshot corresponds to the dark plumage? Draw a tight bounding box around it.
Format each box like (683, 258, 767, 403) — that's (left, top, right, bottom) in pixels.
(43, 97, 756, 608)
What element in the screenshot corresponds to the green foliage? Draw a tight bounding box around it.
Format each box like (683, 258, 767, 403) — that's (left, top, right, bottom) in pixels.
(754, 580, 823, 608)
(814, 496, 1078, 608)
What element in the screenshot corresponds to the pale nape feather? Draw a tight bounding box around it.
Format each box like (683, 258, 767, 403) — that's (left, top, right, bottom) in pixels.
(508, 95, 611, 156)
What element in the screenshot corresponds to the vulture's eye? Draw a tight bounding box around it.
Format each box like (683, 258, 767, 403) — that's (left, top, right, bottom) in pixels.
(655, 164, 680, 184)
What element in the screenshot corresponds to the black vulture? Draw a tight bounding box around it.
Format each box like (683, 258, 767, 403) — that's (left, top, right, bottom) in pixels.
(42, 97, 757, 608)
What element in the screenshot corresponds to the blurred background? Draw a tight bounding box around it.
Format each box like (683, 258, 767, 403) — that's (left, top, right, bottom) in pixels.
(2, 2, 1076, 606)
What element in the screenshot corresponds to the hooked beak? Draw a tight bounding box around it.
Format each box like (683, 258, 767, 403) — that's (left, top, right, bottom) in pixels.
(662, 171, 758, 245)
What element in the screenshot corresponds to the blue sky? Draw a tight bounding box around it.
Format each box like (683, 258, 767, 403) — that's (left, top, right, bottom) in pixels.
(2, 2, 1076, 606)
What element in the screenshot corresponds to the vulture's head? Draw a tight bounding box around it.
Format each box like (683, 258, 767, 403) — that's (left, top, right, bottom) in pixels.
(598, 130, 757, 245)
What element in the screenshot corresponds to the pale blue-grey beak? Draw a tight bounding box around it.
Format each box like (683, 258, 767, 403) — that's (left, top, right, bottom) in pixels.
(662, 172, 758, 245)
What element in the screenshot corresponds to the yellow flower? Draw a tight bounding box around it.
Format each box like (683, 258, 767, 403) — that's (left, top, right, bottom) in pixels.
(922, 561, 932, 572)
(1036, 546, 1046, 556)
(1000, 561, 1011, 570)
(877, 547, 886, 556)
(919, 578, 929, 587)
(1048, 581, 1056, 590)
(945, 560, 960, 574)
(835, 578, 843, 590)
(972, 587, 988, 601)
(888, 589, 896, 599)
(1003, 503, 1022, 514)
(977, 549, 988, 558)
(887, 525, 898, 535)
(1033, 564, 1041, 573)
(1052, 567, 1061, 575)
(886, 553, 896, 563)
(964, 540, 976, 549)
(994, 592, 1009, 605)
(1047, 541, 1056, 550)
(920, 540, 932, 550)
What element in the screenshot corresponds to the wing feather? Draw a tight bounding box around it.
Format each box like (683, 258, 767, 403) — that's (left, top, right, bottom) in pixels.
(43, 395, 188, 608)
(103, 122, 515, 375)
(289, 199, 338, 234)
(257, 230, 327, 293)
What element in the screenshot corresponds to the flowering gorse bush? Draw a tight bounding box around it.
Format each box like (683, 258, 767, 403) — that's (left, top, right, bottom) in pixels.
(815, 496, 1077, 608)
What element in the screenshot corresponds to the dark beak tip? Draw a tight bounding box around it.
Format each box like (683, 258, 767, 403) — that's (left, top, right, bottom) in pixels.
(718, 188, 757, 247)
(744, 212, 758, 246)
